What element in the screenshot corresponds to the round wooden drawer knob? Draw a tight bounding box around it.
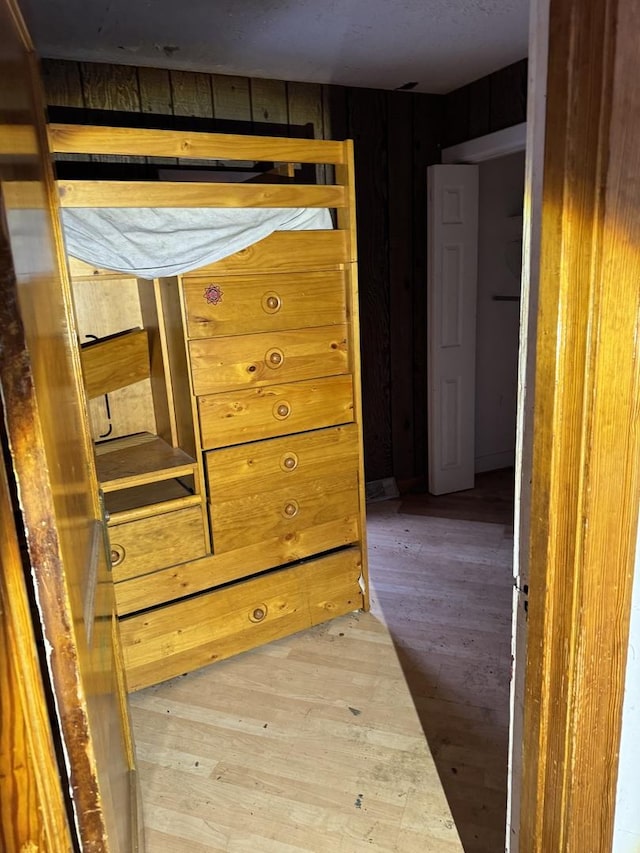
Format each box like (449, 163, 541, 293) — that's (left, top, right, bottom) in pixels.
(283, 500, 299, 518)
(249, 605, 268, 623)
(274, 401, 291, 419)
(280, 451, 299, 472)
(262, 292, 282, 313)
(110, 544, 125, 567)
(268, 350, 283, 366)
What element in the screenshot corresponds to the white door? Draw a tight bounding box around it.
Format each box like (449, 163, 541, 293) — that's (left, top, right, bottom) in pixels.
(427, 164, 479, 495)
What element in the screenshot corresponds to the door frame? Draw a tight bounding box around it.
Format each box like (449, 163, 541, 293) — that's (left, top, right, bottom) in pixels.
(518, 0, 640, 847)
(442, 0, 640, 847)
(441, 122, 527, 165)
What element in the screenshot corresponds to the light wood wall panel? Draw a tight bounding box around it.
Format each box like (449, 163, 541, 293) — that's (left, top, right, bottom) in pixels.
(138, 66, 172, 114)
(138, 66, 175, 165)
(170, 69, 213, 117)
(80, 62, 141, 112)
(212, 74, 251, 120)
(81, 63, 143, 164)
(250, 77, 288, 124)
(288, 80, 325, 183)
(41, 59, 89, 161)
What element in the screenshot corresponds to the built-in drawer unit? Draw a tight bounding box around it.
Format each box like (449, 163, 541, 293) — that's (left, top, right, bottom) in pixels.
(182, 270, 347, 339)
(206, 425, 360, 561)
(109, 505, 208, 582)
(189, 325, 349, 396)
(198, 375, 354, 449)
(119, 546, 364, 691)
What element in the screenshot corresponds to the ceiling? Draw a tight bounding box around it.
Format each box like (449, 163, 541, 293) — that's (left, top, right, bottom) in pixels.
(21, 0, 529, 95)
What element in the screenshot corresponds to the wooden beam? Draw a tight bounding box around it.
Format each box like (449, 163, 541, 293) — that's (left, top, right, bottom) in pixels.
(521, 0, 640, 848)
(57, 180, 346, 208)
(0, 124, 37, 154)
(47, 123, 347, 164)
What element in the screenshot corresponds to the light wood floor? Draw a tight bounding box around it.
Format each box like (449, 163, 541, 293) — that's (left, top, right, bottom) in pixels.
(368, 500, 512, 852)
(130, 500, 512, 852)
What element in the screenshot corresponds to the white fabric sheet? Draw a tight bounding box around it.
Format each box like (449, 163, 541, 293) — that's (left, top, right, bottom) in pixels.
(61, 207, 333, 278)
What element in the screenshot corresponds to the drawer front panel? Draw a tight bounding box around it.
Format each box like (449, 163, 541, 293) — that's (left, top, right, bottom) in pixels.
(207, 425, 360, 558)
(179, 231, 349, 277)
(198, 375, 354, 449)
(189, 325, 349, 396)
(209, 475, 359, 556)
(206, 425, 359, 500)
(120, 547, 363, 691)
(109, 506, 207, 582)
(183, 270, 346, 339)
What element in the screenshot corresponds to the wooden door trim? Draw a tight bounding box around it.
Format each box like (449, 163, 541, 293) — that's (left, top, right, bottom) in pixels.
(2, 1, 139, 848)
(520, 0, 640, 847)
(0, 432, 73, 850)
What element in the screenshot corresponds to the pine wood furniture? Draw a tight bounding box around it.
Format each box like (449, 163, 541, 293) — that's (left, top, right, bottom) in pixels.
(48, 123, 369, 691)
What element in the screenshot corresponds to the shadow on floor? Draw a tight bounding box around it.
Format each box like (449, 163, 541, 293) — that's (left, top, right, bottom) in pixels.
(368, 472, 515, 852)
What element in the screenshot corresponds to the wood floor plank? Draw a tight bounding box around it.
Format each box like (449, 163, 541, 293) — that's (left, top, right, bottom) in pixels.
(131, 497, 512, 852)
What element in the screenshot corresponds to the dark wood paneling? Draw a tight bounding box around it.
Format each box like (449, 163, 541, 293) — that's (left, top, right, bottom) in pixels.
(442, 58, 528, 148)
(387, 91, 415, 484)
(411, 94, 443, 484)
(467, 75, 492, 140)
(326, 84, 349, 141)
(41, 58, 84, 107)
(333, 88, 442, 486)
(488, 59, 528, 133)
(347, 87, 392, 482)
(443, 84, 470, 149)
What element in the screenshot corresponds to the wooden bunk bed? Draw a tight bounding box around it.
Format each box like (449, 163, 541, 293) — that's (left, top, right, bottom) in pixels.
(47, 123, 369, 691)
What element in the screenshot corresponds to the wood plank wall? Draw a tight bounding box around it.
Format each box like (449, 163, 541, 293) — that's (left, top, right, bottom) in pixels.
(442, 58, 528, 148)
(328, 86, 442, 485)
(41, 58, 525, 488)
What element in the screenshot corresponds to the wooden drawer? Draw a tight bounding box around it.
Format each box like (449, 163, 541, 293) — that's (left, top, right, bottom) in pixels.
(198, 375, 354, 449)
(179, 231, 349, 277)
(182, 270, 346, 339)
(109, 505, 208, 582)
(119, 547, 363, 691)
(189, 325, 349, 396)
(206, 425, 360, 558)
(207, 424, 359, 500)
